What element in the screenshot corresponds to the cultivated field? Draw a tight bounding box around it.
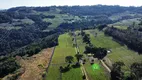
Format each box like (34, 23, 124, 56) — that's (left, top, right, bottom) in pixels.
(45, 33, 82, 80)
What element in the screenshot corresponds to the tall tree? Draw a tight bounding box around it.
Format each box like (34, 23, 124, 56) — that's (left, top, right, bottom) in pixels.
(93, 47, 107, 60)
(75, 54, 83, 62)
(65, 56, 74, 67)
(130, 63, 142, 80)
(111, 62, 125, 80)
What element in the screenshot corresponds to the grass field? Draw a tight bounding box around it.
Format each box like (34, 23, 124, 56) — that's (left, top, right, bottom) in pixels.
(110, 18, 141, 27)
(51, 33, 77, 63)
(87, 29, 121, 49)
(108, 46, 142, 70)
(84, 61, 110, 80)
(43, 14, 65, 29)
(87, 29, 142, 71)
(62, 67, 82, 80)
(42, 12, 81, 31)
(75, 31, 86, 54)
(46, 29, 142, 80)
(113, 26, 128, 30)
(108, 25, 128, 30)
(45, 33, 82, 80)
(109, 11, 142, 21)
(75, 31, 110, 80)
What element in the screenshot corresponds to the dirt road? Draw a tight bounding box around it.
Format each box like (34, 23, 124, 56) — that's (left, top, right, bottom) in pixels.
(74, 32, 89, 80)
(100, 60, 111, 73)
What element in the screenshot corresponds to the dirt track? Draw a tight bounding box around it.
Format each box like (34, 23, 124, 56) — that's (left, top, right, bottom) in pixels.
(18, 48, 54, 80)
(100, 60, 111, 73)
(74, 32, 89, 80)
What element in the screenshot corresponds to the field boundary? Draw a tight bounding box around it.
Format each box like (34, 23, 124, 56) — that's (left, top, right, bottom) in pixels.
(43, 47, 56, 80)
(74, 32, 89, 80)
(46, 47, 56, 72)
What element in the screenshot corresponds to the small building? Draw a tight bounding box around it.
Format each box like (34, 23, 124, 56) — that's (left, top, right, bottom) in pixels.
(107, 50, 112, 53)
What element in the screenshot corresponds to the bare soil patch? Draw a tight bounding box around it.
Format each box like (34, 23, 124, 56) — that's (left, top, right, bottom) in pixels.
(18, 47, 54, 80)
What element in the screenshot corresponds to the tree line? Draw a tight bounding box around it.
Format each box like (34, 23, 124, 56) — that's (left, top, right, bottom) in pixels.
(105, 27, 142, 54)
(80, 30, 107, 60)
(111, 61, 142, 80)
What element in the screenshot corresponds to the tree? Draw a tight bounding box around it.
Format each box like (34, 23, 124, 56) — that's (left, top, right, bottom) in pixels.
(68, 31, 74, 36)
(0, 57, 20, 77)
(59, 66, 64, 72)
(75, 54, 83, 62)
(84, 45, 94, 54)
(65, 56, 74, 67)
(138, 20, 142, 25)
(97, 24, 107, 31)
(84, 45, 107, 60)
(105, 27, 142, 54)
(81, 30, 85, 36)
(111, 62, 125, 80)
(93, 47, 107, 60)
(132, 22, 136, 28)
(34, 47, 41, 54)
(83, 34, 90, 44)
(130, 63, 142, 80)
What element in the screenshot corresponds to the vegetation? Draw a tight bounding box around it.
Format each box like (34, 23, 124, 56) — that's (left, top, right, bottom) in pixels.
(65, 56, 74, 66)
(84, 61, 110, 80)
(111, 62, 125, 80)
(105, 27, 142, 53)
(75, 54, 83, 62)
(87, 29, 142, 79)
(130, 63, 142, 80)
(59, 5, 142, 16)
(75, 31, 110, 80)
(45, 33, 82, 80)
(0, 57, 20, 77)
(12, 33, 59, 57)
(0, 5, 142, 79)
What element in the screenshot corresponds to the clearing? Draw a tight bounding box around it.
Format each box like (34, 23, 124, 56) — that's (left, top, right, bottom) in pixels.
(18, 48, 54, 80)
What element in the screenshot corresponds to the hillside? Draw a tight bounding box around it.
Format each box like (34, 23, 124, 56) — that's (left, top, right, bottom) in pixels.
(0, 5, 142, 80)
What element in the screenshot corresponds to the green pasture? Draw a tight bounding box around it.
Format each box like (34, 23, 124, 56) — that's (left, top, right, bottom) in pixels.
(46, 33, 82, 80)
(75, 31, 110, 80)
(84, 61, 110, 80)
(87, 29, 142, 70)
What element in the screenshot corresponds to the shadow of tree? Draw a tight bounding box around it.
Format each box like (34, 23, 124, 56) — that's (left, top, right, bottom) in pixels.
(59, 66, 70, 73)
(72, 62, 81, 68)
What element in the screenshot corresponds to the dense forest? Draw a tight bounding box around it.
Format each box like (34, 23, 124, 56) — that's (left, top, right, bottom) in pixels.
(0, 7, 57, 56)
(59, 5, 142, 15)
(58, 5, 142, 22)
(0, 7, 60, 77)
